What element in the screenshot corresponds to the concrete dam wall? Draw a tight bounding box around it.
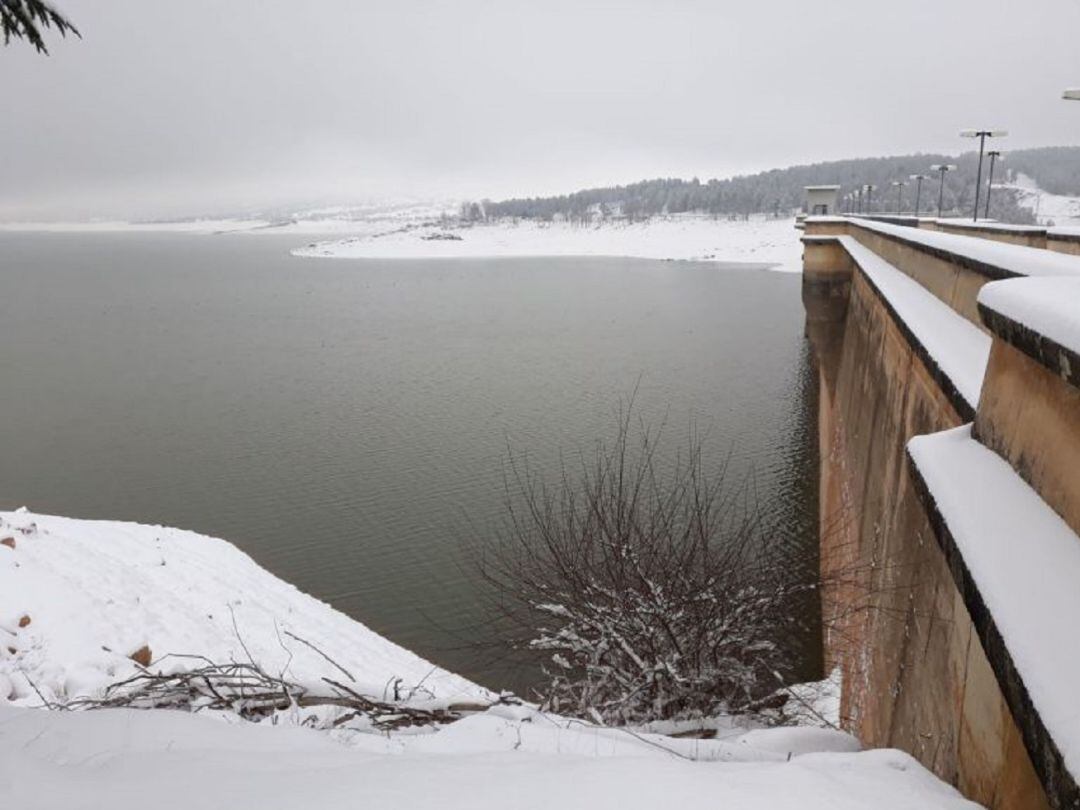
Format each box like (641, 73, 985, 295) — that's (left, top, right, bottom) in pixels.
(801, 216, 1080, 810)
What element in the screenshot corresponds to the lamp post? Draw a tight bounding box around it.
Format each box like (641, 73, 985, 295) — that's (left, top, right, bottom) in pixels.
(890, 180, 906, 214)
(864, 184, 876, 214)
(930, 164, 957, 218)
(960, 129, 1007, 221)
(983, 151, 1003, 220)
(856, 187, 863, 214)
(909, 174, 931, 218)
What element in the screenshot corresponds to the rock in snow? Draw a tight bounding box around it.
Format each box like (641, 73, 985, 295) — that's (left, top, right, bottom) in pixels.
(0, 509, 982, 808)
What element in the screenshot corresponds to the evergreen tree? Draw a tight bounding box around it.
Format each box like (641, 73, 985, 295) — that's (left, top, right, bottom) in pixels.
(1, 0, 79, 54)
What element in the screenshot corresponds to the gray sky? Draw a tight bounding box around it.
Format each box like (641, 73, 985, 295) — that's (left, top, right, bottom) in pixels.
(3, 0, 1080, 219)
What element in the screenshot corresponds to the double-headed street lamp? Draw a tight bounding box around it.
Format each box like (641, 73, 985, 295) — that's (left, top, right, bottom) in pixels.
(984, 150, 1003, 220)
(890, 180, 906, 214)
(909, 174, 931, 218)
(960, 129, 1007, 221)
(930, 164, 957, 218)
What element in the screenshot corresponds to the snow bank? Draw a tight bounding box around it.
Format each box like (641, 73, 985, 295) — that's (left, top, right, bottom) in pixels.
(908, 425, 1080, 780)
(0, 702, 982, 810)
(840, 236, 991, 410)
(0, 509, 482, 707)
(978, 276, 1080, 358)
(292, 215, 804, 273)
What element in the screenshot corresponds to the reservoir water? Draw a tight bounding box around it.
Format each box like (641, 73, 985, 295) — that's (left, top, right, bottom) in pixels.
(0, 232, 818, 692)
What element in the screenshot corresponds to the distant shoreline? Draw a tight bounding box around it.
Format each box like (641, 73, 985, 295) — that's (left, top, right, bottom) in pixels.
(292, 214, 803, 274)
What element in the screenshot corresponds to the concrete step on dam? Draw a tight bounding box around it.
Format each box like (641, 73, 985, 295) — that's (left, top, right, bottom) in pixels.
(800, 214, 1080, 810)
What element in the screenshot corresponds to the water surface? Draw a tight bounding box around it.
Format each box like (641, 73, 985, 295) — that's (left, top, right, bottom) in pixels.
(0, 233, 818, 691)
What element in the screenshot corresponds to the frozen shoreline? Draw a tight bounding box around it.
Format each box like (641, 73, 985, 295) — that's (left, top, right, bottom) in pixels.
(293, 215, 804, 273)
(0, 213, 804, 273)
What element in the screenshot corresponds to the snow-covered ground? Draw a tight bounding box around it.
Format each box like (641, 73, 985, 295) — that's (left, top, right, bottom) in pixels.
(0, 508, 982, 808)
(1002, 173, 1080, 227)
(0, 509, 482, 709)
(0, 701, 981, 810)
(293, 215, 804, 273)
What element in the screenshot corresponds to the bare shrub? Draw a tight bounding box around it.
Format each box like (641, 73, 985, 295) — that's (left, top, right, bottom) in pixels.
(475, 404, 818, 725)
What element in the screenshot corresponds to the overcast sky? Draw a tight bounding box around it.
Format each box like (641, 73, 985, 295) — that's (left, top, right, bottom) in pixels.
(3, 0, 1079, 219)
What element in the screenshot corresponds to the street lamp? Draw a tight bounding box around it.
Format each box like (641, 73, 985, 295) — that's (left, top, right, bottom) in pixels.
(909, 174, 931, 218)
(890, 180, 906, 214)
(864, 184, 877, 214)
(930, 164, 957, 218)
(960, 129, 1007, 221)
(855, 186, 863, 214)
(984, 150, 1003, 220)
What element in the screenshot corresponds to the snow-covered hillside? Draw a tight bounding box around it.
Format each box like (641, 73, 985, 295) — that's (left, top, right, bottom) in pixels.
(0, 508, 985, 808)
(1003, 173, 1080, 226)
(293, 215, 803, 273)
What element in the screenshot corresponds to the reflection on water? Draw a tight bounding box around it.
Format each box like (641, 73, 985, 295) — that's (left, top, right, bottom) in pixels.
(0, 233, 818, 691)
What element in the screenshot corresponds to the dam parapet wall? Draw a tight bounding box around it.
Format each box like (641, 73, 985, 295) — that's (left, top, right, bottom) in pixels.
(801, 215, 1080, 810)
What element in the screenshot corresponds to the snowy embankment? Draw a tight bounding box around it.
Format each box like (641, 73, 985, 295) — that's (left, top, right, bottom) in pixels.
(292, 215, 804, 273)
(0, 509, 482, 707)
(0, 509, 980, 809)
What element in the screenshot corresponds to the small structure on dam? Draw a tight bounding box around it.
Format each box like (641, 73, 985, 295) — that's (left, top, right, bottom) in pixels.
(803, 185, 841, 216)
(800, 214, 1080, 810)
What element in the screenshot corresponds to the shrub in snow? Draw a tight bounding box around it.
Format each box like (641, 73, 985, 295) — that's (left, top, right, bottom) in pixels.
(475, 404, 818, 726)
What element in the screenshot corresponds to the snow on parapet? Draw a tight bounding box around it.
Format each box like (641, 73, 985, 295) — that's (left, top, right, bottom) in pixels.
(839, 236, 990, 414)
(854, 218, 1080, 280)
(908, 425, 1080, 785)
(0, 510, 483, 707)
(978, 277, 1080, 387)
(933, 220, 1047, 234)
(979, 277, 1080, 358)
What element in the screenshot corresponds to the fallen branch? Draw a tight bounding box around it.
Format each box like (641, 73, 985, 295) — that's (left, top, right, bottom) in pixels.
(62, 657, 513, 732)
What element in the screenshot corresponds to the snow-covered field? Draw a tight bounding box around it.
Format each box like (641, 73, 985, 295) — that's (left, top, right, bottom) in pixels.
(0, 508, 982, 808)
(293, 215, 804, 273)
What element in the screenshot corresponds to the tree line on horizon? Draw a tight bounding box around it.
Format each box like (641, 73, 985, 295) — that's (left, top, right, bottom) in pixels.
(465, 146, 1080, 225)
